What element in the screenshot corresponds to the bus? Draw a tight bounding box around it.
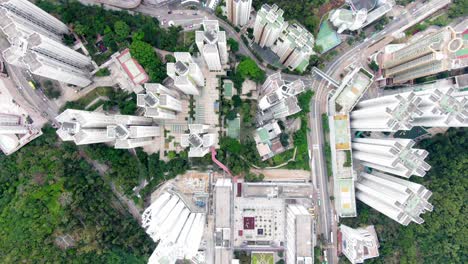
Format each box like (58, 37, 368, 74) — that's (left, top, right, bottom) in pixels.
(28, 81, 36, 90)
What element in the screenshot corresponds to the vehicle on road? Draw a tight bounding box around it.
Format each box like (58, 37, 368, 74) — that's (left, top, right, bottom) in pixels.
(28, 81, 36, 90)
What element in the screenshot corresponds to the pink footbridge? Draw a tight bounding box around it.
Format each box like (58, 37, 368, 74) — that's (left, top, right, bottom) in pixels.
(211, 147, 237, 180)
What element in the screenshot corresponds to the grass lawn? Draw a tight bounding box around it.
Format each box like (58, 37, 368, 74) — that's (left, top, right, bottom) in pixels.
(78, 86, 114, 106)
(251, 252, 274, 264)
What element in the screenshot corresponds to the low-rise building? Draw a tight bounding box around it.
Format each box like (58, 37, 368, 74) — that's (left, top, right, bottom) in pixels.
(257, 72, 305, 124)
(328, 67, 374, 218)
(285, 204, 313, 264)
(340, 225, 379, 263)
(253, 121, 284, 160)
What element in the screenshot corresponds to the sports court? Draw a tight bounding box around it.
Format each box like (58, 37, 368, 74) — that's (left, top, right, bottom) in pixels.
(251, 252, 274, 264)
(316, 21, 342, 54)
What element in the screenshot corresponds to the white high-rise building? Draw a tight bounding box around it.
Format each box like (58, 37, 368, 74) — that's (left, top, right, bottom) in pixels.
(409, 87, 468, 127)
(272, 23, 315, 72)
(180, 124, 217, 157)
(137, 83, 182, 120)
(0, 8, 61, 41)
(0, 1, 93, 87)
(0, 113, 41, 155)
(226, 0, 252, 26)
(285, 204, 313, 264)
(350, 92, 423, 132)
(142, 191, 205, 264)
(258, 72, 305, 122)
(27, 33, 91, 68)
(352, 137, 431, 178)
(253, 4, 286, 48)
(167, 52, 204, 95)
(356, 171, 433, 226)
(0, 0, 69, 37)
(340, 225, 379, 264)
(195, 20, 228, 71)
(350, 87, 468, 131)
(55, 109, 160, 149)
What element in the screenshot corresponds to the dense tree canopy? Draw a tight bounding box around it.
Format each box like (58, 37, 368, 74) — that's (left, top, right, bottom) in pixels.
(129, 40, 166, 82)
(236, 57, 266, 83)
(0, 127, 154, 263)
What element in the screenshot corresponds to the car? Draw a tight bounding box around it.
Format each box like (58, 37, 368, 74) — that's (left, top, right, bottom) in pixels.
(168, 11, 172, 14)
(189, 25, 193, 28)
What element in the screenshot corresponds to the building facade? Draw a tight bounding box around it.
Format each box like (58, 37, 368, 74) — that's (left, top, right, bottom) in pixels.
(253, 4, 286, 48)
(272, 23, 315, 72)
(142, 191, 205, 264)
(352, 137, 431, 178)
(195, 20, 228, 71)
(180, 124, 218, 157)
(137, 83, 182, 120)
(382, 27, 464, 84)
(55, 109, 160, 149)
(257, 72, 305, 123)
(350, 87, 468, 131)
(226, 0, 252, 26)
(355, 171, 433, 225)
(0, 1, 93, 87)
(340, 225, 379, 263)
(167, 52, 204, 95)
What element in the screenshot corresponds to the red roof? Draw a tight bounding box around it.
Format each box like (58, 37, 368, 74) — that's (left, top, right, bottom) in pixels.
(116, 48, 149, 85)
(243, 217, 255, 230)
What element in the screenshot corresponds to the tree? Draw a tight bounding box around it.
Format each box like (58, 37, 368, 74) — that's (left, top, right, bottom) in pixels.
(228, 38, 239, 52)
(369, 60, 379, 72)
(237, 57, 266, 83)
(232, 95, 242, 108)
(313, 44, 323, 54)
(114, 20, 130, 40)
(43, 80, 61, 99)
(165, 54, 176, 63)
(279, 133, 289, 147)
(226, 110, 238, 120)
(220, 137, 242, 154)
(94, 68, 110, 77)
(132, 30, 145, 41)
(130, 40, 166, 82)
(309, 54, 322, 68)
(73, 22, 88, 36)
